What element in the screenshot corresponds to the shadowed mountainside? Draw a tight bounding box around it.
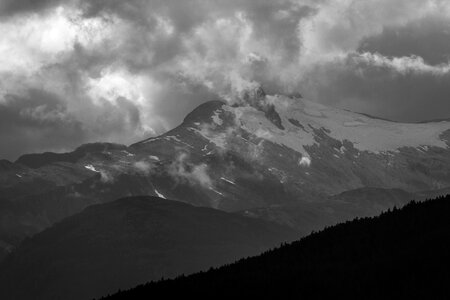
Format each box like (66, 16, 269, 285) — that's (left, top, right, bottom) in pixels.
(104, 194, 450, 299)
(0, 196, 299, 300)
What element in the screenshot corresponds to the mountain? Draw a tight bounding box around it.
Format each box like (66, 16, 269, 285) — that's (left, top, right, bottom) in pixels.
(240, 187, 417, 231)
(1, 88, 450, 257)
(0, 196, 299, 300)
(103, 194, 450, 299)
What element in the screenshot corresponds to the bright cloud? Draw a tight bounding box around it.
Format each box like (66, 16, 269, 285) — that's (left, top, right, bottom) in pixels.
(1, 0, 450, 159)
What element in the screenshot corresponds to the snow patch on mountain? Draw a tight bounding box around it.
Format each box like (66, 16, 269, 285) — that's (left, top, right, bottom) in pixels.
(154, 189, 166, 199)
(221, 177, 236, 185)
(121, 150, 134, 157)
(223, 105, 315, 157)
(282, 96, 450, 153)
(212, 110, 223, 125)
(165, 136, 194, 148)
(85, 164, 114, 183)
(209, 187, 224, 196)
(221, 95, 450, 155)
(299, 157, 311, 167)
(85, 165, 99, 172)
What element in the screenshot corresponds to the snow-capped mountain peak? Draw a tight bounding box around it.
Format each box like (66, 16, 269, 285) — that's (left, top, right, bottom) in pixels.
(1, 91, 450, 254)
(185, 90, 450, 160)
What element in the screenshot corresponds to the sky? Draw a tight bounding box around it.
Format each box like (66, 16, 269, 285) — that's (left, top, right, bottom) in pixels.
(1, 0, 450, 160)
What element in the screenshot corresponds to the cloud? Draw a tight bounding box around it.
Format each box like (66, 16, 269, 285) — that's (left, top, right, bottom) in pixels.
(302, 53, 450, 122)
(168, 152, 212, 187)
(355, 52, 450, 75)
(1, 0, 450, 159)
(0, 0, 64, 17)
(133, 160, 153, 175)
(297, 0, 446, 62)
(0, 88, 85, 159)
(0, 86, 150, 160)
(358, 14, 450, 65)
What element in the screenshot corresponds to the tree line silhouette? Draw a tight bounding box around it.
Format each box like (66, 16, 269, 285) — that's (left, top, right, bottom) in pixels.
(103, 194, 450, 299)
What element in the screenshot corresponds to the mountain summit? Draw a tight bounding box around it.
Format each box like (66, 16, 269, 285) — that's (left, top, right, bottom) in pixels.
(1, 90, 450, 257)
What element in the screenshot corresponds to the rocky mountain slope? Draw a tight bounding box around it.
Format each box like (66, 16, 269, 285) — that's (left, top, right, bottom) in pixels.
(1, 88, 449, 257)
(104, 194, 450, 299)
(0, 196, 298, 300)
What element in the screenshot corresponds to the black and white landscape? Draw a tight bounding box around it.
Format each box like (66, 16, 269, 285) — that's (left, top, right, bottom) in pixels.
(1, 1, 450, 299)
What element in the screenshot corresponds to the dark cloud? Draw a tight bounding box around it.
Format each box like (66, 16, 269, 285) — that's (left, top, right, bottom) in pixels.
(0, 0, 64, 16)
(1, 0, 450, 160)
(359, 15, 450, 65)
(0, 89, 85, 160)
(301, 56, 450, 122)
(0, 87, 150, 160)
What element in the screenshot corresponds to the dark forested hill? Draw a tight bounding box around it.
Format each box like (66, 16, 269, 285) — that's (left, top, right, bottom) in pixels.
(0, 196, 299, 300)
(104, 194, 450, 299)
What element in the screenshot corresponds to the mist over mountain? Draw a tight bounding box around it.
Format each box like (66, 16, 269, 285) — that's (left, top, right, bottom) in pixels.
(1, 89, 449, 260)
(1, 2, 450, 299)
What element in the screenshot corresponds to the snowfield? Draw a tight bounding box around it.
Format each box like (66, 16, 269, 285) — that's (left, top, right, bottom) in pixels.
(219, 95, 450, 156)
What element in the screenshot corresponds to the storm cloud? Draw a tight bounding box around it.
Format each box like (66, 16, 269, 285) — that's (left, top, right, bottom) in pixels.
(1, 0, 450, 159)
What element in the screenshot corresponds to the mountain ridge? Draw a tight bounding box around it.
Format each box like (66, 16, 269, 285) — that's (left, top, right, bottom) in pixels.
(0, 196, 299, 300)
(103, 194, 450, 299)
(1, 89, 450, 260)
